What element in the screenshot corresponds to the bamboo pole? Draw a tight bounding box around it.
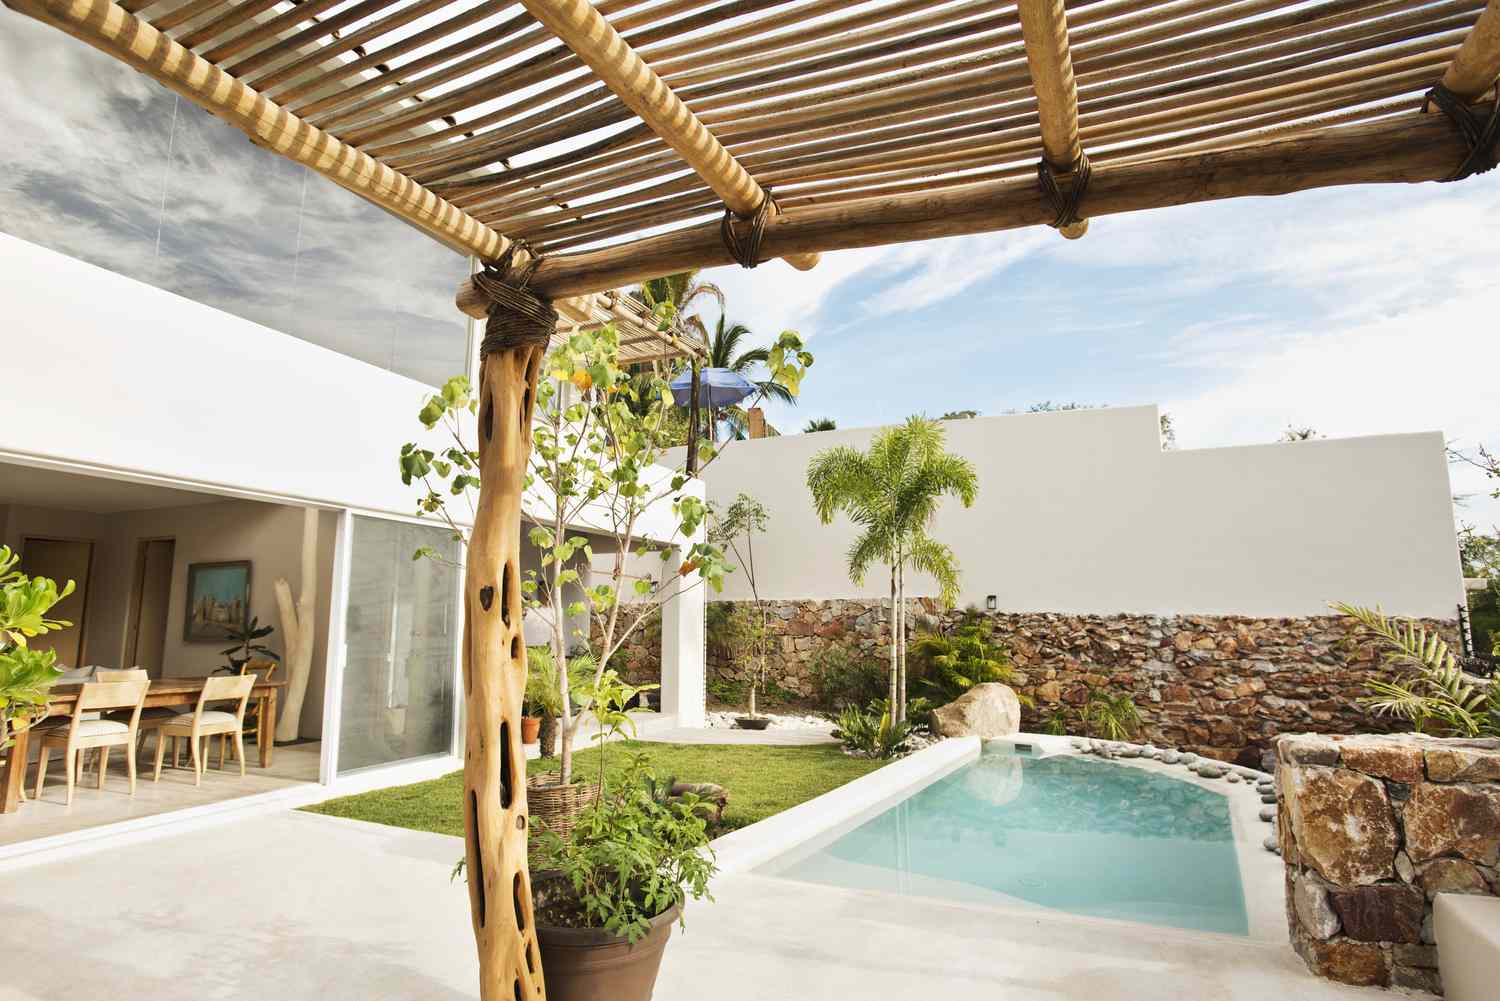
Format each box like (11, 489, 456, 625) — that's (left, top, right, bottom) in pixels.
(1017, 0, 1088, 238)
(1440, 0, 1500, 96)
(464, 341, 548, 1001)
(1, 0, 511, 261)
(516, 0, 820, 272)
(456, 107, 1496, 299)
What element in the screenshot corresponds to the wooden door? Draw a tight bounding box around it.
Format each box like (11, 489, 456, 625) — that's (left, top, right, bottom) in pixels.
(20, 537, 94, 669)
(126, 538, 175, 675)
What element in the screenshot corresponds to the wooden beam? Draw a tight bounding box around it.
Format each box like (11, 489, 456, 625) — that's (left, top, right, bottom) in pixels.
(517, 0, 820, 272)
(1441, 0, 1500, 97)
(1017, 0, 1088, 239)
(459, 107, 1494, 299)
(2, 0, 512, 261)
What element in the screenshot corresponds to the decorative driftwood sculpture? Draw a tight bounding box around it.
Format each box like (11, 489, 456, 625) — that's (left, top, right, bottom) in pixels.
(273, 507, 318, 743)
(463, 250, 552, 1001)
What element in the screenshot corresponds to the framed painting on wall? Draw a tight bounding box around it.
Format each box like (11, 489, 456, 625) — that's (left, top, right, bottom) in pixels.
(183, 560, 251, 642)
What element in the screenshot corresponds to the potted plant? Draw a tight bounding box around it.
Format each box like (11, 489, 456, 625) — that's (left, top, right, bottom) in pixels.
(523, 644, 566, 749)
(531, 669, 715, 1001)
(212, 616, 279, 674)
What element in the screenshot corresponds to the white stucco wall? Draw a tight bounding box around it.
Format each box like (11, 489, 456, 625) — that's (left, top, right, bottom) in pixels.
(676, 406, 1464, 619)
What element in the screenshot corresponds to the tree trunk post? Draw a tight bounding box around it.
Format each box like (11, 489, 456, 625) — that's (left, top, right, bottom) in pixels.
(274, 506, 319, 743)
(686, 358, 701, 475)
(463, 253, 554, 1001)
(888, 565, 899, 715)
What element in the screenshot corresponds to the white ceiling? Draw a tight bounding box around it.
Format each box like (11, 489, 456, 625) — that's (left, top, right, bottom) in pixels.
(0, 463, 223, 514)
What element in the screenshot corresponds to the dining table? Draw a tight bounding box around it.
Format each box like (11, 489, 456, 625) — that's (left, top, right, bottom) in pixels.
(1, 675, 286, 815)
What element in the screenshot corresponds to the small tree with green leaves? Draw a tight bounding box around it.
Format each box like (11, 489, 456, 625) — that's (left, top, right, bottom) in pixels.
(401, 320, 811, 787)
(806, 417, 977, 724)
(708, 493, 771, 717)
(0, 545, 75, 748)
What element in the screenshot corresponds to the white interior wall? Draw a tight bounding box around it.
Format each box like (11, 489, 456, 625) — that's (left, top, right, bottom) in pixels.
(675, 406, 1464, 619)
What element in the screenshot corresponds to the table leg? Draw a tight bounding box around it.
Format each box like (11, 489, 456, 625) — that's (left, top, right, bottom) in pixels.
(258, 690, 276, 769)
(2, 726, 30, 814)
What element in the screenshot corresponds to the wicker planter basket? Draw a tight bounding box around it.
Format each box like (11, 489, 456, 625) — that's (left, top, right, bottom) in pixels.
(527, 775, 600, 843)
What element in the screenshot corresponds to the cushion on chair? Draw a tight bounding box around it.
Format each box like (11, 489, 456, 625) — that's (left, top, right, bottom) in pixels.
(36, 718, 130, 740)
(159, 710, 240, 729)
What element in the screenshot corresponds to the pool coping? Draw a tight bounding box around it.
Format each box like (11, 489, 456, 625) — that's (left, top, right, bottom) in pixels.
(711, 736, 981, 876)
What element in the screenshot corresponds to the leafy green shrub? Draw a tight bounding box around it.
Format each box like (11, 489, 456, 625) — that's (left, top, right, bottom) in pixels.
(908, 609, 1018, 703)
(832, 701, 913, 759)
(1039, 706, 1071, 736)
(1338, 602, 1500, 737)
(1083, 688, 1141, 740)
(1, 545, 75, 748)
(809, 643, 886, 711)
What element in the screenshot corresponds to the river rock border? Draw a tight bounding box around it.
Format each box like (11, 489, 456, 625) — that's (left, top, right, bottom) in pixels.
(1073, 737, 1280, 850)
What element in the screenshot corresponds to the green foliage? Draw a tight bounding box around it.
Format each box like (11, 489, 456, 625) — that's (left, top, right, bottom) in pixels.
(215, 616, 278, 674)
(803, 418, 837, 433)
(0, 545, 74, 746)
(908, 609, 1019, 704)
(806, 416, 976, 608)
(808, 643, 887, 712)
(531, 752, 717, 943)
(1039, 706, 1072, 736)
(939, 410, 978, 420)
(524, 645, 566, 718)
(832, 701, 913, 758)
(1083, 688, 1141, 740)
(1337, 602, 1499, 737)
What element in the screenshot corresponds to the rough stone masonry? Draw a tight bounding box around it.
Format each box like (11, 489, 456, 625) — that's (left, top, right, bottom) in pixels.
(1277, 732, 1500, 994)
(608, 600, 1459, 765)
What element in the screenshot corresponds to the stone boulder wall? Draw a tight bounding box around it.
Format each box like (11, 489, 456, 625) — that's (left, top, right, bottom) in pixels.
(686, 602, 1459, 763)
(931, 683, 1022, 738)
(1277, 733, 1500, 995)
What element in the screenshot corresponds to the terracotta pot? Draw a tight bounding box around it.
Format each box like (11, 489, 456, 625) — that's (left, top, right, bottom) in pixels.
(734, 716, 771, 731)
(521, 715, 541, 744)
(533, 878, 679, 1001)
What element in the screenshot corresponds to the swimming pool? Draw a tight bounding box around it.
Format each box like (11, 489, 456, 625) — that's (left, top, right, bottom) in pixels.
(757, 746, 1249, 936)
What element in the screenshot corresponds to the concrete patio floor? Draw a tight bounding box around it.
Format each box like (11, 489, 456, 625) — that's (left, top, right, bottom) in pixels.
(0, 807, 1390, 1001)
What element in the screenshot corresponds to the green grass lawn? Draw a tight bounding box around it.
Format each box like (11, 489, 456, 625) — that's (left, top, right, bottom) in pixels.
(304, 741, 886, 836)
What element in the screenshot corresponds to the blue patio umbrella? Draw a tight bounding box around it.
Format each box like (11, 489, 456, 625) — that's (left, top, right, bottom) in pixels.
(669, 367, 758, 409)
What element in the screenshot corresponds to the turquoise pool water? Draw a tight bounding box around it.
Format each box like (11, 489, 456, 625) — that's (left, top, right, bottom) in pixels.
(759, 747, 1249, 936)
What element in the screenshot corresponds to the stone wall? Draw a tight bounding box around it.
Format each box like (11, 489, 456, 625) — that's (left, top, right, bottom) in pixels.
(1276, 733, 1500, 994)
(600, 599, 1459, 763)
(700, 600, 1458, 765)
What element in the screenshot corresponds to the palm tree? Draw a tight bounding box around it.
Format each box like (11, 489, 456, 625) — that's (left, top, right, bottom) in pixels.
(803, 418, 837, 433)
(806, 417, 978, 722)
(638, 271, 722, 468)
(707, 315, 795, 406)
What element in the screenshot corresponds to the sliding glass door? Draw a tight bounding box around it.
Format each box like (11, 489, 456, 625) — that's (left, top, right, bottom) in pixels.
(337, 516, 460, 775)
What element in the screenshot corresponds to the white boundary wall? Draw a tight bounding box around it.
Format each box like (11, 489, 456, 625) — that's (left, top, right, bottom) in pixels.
(674, 406, 1464, 619)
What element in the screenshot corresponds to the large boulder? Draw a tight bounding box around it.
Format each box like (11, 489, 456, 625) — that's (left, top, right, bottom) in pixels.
(931, 683, 1022, 739)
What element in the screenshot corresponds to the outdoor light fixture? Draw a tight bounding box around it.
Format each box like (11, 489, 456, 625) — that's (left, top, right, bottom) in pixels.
(986, 595, 998, 611)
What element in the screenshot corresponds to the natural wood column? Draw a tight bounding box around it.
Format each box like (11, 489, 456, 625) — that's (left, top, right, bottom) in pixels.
(462, 278, 550, 1001)
(1017, 0, 1088, 239)
(517, 0, 819, 272)
(1440, 0, 1500, 96)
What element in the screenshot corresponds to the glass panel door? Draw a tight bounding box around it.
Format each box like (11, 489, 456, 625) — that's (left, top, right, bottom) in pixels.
(337, 517, 460, 775)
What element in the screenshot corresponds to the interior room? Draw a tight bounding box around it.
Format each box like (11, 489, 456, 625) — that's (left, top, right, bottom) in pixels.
(0, 461, 335, 845)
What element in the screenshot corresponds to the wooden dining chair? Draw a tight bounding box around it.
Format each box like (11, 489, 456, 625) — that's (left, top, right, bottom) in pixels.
(33, 679, 150, 806)
(81, 668, 150, 780)
(143, 675, 255, 785)
(232, 658, 278, 761)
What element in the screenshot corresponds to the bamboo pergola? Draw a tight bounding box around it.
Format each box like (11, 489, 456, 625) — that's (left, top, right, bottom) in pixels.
(556, 289, 704, 363)
(5, 0, 1495, 998)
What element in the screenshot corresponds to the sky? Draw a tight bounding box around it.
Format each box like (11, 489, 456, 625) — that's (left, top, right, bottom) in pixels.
(703, 179, 1500, 531)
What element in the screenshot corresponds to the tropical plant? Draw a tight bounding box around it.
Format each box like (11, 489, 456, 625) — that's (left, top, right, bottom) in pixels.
(908, 608, 1021, 704)
(708, 493, 771, 717)
(803, 418, 837, 433)
(939, 410, 979, 420)
(0, 545, 75, 748)
(1083, 688, 1141, 740)
(214, 616, 278, 674)
(1040, 705, 1071, 736)
(832, 700, 913, 758)
(1280, 425, 1322, 442)
(806, 416, 978, 723)
(1336, 602, 1499, 737)
(705, 313, 797, 406)
(807, 643, 887, 712)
